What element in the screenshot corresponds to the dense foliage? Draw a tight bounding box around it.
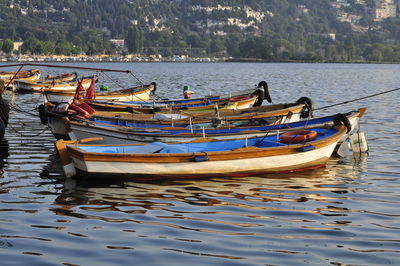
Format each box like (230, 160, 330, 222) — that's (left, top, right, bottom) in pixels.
(1, 0, 400, 62)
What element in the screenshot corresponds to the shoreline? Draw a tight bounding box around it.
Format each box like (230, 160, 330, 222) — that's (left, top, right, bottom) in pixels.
(0, 57, 399, 64)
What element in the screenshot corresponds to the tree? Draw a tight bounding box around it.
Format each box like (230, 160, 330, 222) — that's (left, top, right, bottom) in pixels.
(42, 41, 55, 55)
(344, 38, 355, 61)
(272, 39, 293, 59)
(325, 44, 338, 61)
(1, 39, 14, 54)
(239, 37, 273, 59)
(55, 41, 75, 55)
(365, 44, 384, 62)
(126, 24, 143, 54)
(225, 33, 242, 57)
(21, 37, 41, 54)
(210, 39, 225, 55)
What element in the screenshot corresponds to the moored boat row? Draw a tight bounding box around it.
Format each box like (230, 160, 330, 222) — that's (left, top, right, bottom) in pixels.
(0, 63, 369, 181)
(65, 108, 365, 145)
(51, 82, 367, 180)
(42, 95, 308, 140)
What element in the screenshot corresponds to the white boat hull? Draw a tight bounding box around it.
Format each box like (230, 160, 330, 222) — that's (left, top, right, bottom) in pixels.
(45, 89, 152, 103)
(17, 80, 91, 92)
(71, 142, 336, 177)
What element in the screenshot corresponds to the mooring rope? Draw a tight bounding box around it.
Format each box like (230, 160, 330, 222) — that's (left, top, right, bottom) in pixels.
(128, 71, 144, 86)
(7, 123, 49, 138)
(100, 71, 126, 89)
(10, 102, 39, 117)
(315, 87, 400, 111)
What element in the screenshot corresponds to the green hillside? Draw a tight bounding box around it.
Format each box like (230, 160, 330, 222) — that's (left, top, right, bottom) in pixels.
(1, 0, 400, 62)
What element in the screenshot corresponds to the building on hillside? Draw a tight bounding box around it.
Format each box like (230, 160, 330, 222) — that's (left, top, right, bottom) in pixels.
(110, 39, 125, 48)
(13, 42, 23, 51)
(297, 5, 309, 15)
(109, 39, 125, 54)
(374, 0, 397, 21)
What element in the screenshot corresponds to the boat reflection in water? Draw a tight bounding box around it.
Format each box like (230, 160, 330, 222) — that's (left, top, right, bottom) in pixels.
(48, 156, 371, 263)
(52, 156, 368, 220)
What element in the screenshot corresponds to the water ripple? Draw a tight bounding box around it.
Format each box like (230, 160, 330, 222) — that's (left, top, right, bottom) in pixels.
(0, 63, 399, 265)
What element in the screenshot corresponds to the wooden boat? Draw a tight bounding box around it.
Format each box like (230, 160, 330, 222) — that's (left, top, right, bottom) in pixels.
(55, 122, 349, 179)
(149, 80, 272, 106)
(0, 69, 41, 80)
(88, 93, 262, 114)
(88, 81, 270, 113)
(0, 69, 41, 90)
(43, 80, 269, 109)
(65, 108, 365, 145)
(45, 99, 309, 140)
(43, 82, 154, 103)
(45, 72, 77, 82)
(15, 76, 92, 92)
(89, 100, 308, 125)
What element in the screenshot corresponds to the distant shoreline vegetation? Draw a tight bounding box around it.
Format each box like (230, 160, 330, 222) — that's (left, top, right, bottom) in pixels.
(225, 58, 400, 64)
(2, 1, 400, 64)
(1, 55, 398, 64)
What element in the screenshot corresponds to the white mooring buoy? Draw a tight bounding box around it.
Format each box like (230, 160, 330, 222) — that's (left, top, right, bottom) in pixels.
(349, 131, 369, 154)
(337, 140, 351, 157)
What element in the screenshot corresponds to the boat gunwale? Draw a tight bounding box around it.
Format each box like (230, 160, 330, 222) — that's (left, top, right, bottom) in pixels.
(64, 125, 347, 163)
(16, 77, 93, 90)
(114, 107, 364, 136)
(43, 83, 155, 97)
(89, 103, 306, 124)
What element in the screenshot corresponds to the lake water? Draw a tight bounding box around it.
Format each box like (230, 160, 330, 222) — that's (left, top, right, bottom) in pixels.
(0, 62, 399, 265)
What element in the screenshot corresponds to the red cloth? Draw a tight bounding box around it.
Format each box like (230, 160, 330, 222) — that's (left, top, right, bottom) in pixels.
(73, 78, 84, 100)
(69, 103, 91, 118)
(84, 76, 96, 100)
(76, 102, 95, 114)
